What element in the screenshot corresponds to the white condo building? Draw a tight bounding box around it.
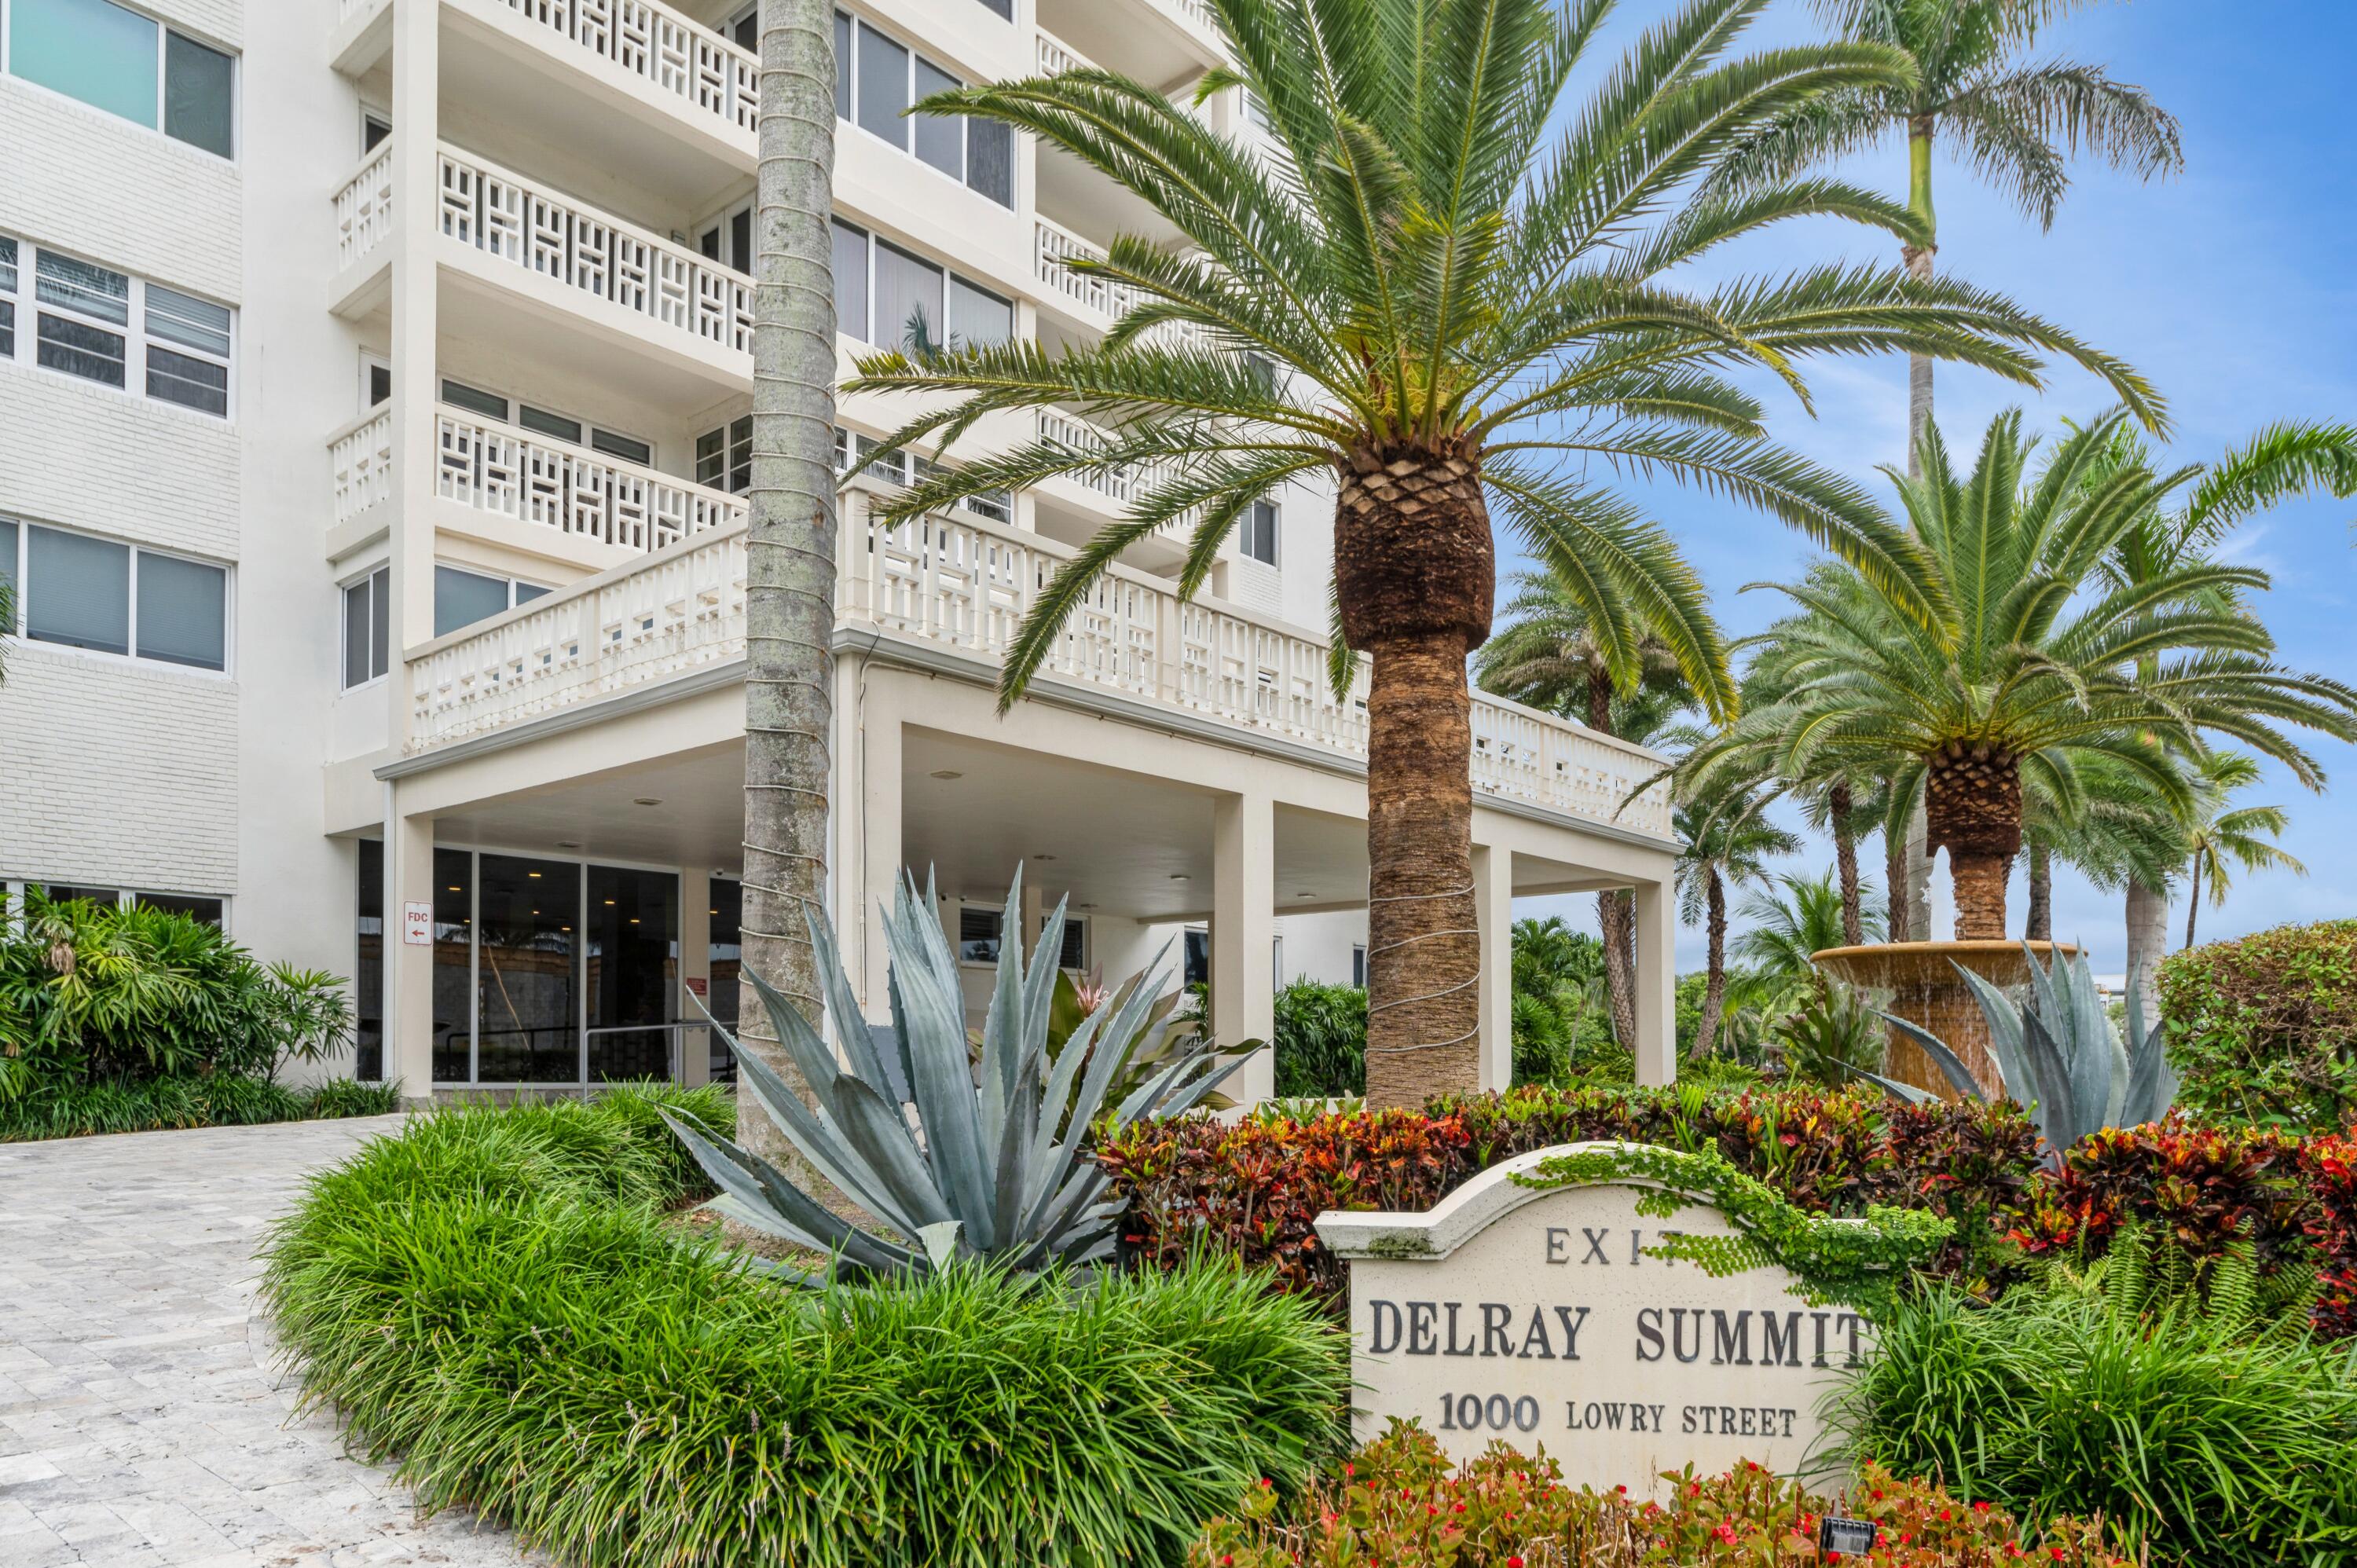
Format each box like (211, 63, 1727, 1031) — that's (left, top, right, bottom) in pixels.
(0, 0, 1681, 1100)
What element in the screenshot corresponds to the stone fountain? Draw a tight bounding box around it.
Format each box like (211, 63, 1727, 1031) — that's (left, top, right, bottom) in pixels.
(1809, 940, 2080, 1098)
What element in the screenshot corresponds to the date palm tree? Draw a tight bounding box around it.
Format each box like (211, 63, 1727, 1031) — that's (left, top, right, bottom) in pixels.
(739, 0, 841, 1168)
(2179, 752, 2302, 951)
(1711, 0, 2183, 936)
(845, 0, 2161, 1106)
(1684, 408, 2357, 940)
(1477, 571, 1694, 1051)
(1672, 779, 1799, 1061)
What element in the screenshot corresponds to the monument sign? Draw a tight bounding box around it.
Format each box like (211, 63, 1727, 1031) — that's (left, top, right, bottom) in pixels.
(1314, 1141, 1860, 1486)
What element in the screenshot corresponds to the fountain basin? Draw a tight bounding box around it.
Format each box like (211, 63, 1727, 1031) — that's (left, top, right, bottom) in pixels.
(1809, 940, 2080, 1099)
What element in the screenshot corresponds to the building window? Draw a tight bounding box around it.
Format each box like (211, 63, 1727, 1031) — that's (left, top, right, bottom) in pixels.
(697, 414, 753, 494)
(342, 566, 390, 687)
(827, 426, 1010, 524)
(355, 838, 383, 1080)
(433, 564, 548, 637)
(834, 11, 1011, 206)
(1, 234, 233, 416)
(440, 378, 651, 466)
(1047, 914, 1085, 971)
(1240, 498, 1279, 566)
(8, 884, 221, 925)
(4, 520, 225, 669)
(1351, 943, 1367, 987)
(133, 890, 222, 923)
(1272, 935, 1285, 990)
(958, 905, 1001, 964)
(1243, 87, 1273, 132)
(6, 0, 235, 157)
(696, 198, 755, 279)
(831, 218, 1012, 352)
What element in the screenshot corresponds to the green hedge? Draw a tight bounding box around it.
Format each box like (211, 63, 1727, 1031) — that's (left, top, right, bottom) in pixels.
(2161, 920, 2357, 1136)
(262, 1087, 1346, 1568)
(0, 1073, 399, 1141)
(1272, 980, 1365, 1098)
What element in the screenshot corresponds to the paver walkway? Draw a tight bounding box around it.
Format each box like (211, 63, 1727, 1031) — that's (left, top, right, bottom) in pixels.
(1, 1116, 533, 1568)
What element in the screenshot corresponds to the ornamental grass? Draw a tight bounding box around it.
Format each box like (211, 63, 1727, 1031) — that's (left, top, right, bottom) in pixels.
(261, 1088, 1347, 1568)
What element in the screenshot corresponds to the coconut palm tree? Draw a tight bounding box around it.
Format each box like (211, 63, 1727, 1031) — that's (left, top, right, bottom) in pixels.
(1478, 571, 1695, 1050)
(843, 0, 2161, 1107)
(1687, 408, 2357, 940)
(1673, 782, 1799, 1061)
(739, 0, 840, 1165)
(2180, 752, 2302, 950)
(1712, 0, 2184, 936)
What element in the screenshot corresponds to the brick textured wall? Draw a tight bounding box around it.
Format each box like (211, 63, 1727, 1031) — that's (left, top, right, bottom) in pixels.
(0, 81, 241, 303)
(0, 368, 241, 560)
(0, 646, 240, 894)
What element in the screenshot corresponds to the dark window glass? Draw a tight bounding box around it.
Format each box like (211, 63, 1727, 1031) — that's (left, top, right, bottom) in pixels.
(966, 119, 1013, 207)
(133, 891, 222, 925)
(707, 877, 741, 1083)
(1352, 945, 1367, 987)
(0, 519, 16, 627)
(1241, 499, 1278, 565)
(37, 314, 126, 386)
(431, 848, 473, 1083)
(343, 577, 371, 688)
(913, 57, 962, 178)
(356, 838, 383, 1080)
(37, 884, 121, 908)
(434, 565, 511, 636)
(163, 31, 234, 157)
(476, 855, 579, 1083)
(874, 239, 943, 353)
(363, 114, 390, 152)
(592, 428, 653, 467)
(518, 404, 582, 444)
(972, 0, 1010, 16)
(26, 526, 129, 654)
(146, 345, 227, 415)
(698, 226, 721, 262)
(135, 551, 226, 669)
(950, 276, 1011, 349)
(439, 379, 508, 420)
(371, 565, 389, 672)
(730, 207, 752, 277)
(958, 906, 1001, 964)
(731, 7, 756, 49)
(832, 11, 852, 120)
(513, 581, 549, 606)
(0, 236, 15, 293)
(728, 416, 752, 492)
(832, 218, 869, 340)
(0, 301, 13, 358)
(695, 427, 726, 489)
(1183, 929, 1210, 987)
(368, 361, 390, 405)
(35, 251, 129, 323)
(586, 865, 679, 1081)
(1055, 918, 1085, 971)
(855, 23, 907, 148)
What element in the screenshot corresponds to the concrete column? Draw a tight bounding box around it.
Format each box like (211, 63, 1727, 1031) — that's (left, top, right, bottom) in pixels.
(1632, 877, 1678, 1086)
(383, 0, 441, 747)
(385, 789, 438, 1105)
(1472, 842, 1514, 1092)
(679, 866, 711, 1086)
(830, 658, 901, 1020)
(1211, 792, 1276, 1103)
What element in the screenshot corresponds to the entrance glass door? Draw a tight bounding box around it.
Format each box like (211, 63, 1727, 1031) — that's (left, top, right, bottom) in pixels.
(587, 865, 679, 1080)
(475, 853, 580, 1083)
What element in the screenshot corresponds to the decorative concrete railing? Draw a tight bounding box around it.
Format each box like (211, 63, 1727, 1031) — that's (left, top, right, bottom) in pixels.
(330, 408, 394, 522)
(334, 143, 394, 271)
(1036, 29, 1091, 78)
(489, 0, 757, 136)
(1032, 217, 1216, 354)
(405, 494, 1673, 836)
(434, 405, 744, 550)
(1033, 406, 1155, 504)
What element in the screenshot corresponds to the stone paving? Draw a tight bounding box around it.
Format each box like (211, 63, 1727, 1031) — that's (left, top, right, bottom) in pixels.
(0, 1116, 533, 1568)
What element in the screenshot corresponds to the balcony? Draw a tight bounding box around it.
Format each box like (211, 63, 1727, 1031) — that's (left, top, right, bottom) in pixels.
(401, 494, 1673, 839)
(1036, 0, 1224, 87)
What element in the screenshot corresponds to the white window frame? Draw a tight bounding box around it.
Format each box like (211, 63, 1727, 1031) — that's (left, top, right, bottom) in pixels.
(1240, 497, 1280, 566)
(833, 8, 1010, 205)
(339, 563, 390, 690)
(830, 218, 1013, 351)
(433, 561, 552, 637)
(695, 194, 756, 277)
(1351, 943, 1367, 987)
(827, 424, 1011, 525)
(1, 515, 232, 675)
(0, 233, 236, 419)
(438, 376, 653, 467)
(0, 0, 240, 162)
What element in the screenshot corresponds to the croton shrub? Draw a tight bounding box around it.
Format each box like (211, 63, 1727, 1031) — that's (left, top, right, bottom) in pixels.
(1189, 1422, 2132, 1568)
(2160, 919, 2357, 1137)
(1101, 1085, 2357, 1333)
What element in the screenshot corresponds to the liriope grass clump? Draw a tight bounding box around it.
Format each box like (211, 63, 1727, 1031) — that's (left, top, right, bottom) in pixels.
(262, 1088, 1344, 1568)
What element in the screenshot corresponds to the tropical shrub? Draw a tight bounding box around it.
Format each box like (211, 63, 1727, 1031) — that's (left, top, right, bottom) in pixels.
(0, 893, 352, 1099)
(1190, 1423, 2130, 1568)
(2007, 1118, 2313, 1280)
(2161, 920, 2357, 1136)
(1272, 980, 1366, 1099)
(2301, 1134, 2357, 1338)
(264, 1090, 1344, 1568)
(0, 1073, 398, 1141)
(1832, 1236, 2357, 1567)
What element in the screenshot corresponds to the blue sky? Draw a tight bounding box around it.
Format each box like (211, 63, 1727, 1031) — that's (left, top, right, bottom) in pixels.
(1509, 0, 2357, 973)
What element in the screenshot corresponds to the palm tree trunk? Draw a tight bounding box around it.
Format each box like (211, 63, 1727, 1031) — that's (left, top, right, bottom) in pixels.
(1899, 116, 1940, 940)
(1689, 867, 1728, 1061)
(2124, 877, 2169, 1036)
(1581, 664, 1639, 1050)
(738, 0, 838, 1167)
(1885, 819, 1911, 943)
(2183, 859, 2202, 948)
(2026, 843, 2051, 941)
(1925, 744, 2020, 941)
(1336, 444, 1494, 1108)
(1830, 780, 1862, 946)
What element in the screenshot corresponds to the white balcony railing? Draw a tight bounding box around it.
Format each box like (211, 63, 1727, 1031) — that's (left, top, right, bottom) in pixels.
(335, 143, 394, 271)
(1033, 217, 1218, 354)
(404, 494, 1673, 837)
(488, 0, 757, 137)
(331, 408, 394, 522)
(438, 145, 754, 356)
(1036, 28, 1093, 77)
(1035, 406, 1166, 505)
(436, 405, 746, 549)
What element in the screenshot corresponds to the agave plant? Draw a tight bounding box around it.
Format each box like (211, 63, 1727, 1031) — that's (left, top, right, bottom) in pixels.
(665, 870, 1248, 1280)
(1865, 943, 2177, 1155)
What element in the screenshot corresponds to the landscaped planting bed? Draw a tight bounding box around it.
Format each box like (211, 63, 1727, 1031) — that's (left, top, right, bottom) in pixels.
(261, 1087, 1347, 1568)
(0, 1072, 398, 1141)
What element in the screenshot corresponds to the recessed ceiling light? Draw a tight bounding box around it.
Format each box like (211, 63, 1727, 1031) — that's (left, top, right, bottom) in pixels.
(709, 908, 720, 915)
(629, 918, 640, 925)
(446, 885, 461, 892)
(929, 769, 963, 780)
(1078, 902, 1098, 910)
(1296, 892, 1314, 899)
(1034, 853, 1058, 862)
(603, 899, 617, 907)
(1169, 874, 1189, 881)
(526, 871, 541, 879)
(556, 841, 582, 849)
(632, 797, 662, 807)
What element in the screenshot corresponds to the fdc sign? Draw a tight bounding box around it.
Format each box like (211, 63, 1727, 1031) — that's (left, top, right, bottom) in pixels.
(1314, 1141, 1860, 1486)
